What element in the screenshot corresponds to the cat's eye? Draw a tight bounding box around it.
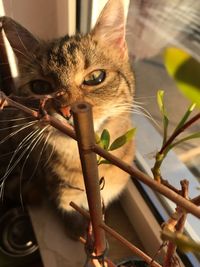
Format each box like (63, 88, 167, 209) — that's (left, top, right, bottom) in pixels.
(30, 79, 54, 95)
(83, 70, 106, 86)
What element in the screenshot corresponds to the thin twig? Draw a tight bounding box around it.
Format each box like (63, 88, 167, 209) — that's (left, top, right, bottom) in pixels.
(80, 237, 116, 267)
(163, 180, 189, 267)
(161, 179, 180, 194)
(192, 195, 200, 206)
(72, 103, 107, 257)
(70, 201, 162, 267)
(160, 113, 200, 155)
(1, 93, 200, 218)
(92, 144, 200, 219)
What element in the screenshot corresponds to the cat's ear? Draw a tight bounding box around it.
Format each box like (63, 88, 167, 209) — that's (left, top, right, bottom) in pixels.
(91, 0, 127, 57)
(0, 16, 39, 59)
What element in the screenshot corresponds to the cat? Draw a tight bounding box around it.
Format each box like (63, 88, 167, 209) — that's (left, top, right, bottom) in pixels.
(0, 0, 135, 237)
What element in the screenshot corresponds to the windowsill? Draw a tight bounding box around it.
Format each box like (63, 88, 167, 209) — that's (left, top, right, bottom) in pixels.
(120, 114, 200, 266)
(28, 114, 200, 267)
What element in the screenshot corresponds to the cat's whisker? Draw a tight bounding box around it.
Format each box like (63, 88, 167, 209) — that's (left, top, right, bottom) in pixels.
(110, 103, 133, 110)
(131, 109, 157, 124)
(0, 128, 41, 201)
(0, 121, 37, 145)
(109, 103, 159, 127)
(0, 181, 5, 202)
(15, 28, 41, 64)
(25, 127, 50, 182)
(19, 126, 49, 207)
(15, 29, 29, 55)
(0, 128, 41, 182)
(0, 121, 35, 131)
(133, 100, 146, 106)
(44, 136, 55, 167)
(135, 95, 157, 100)
(19, 126, 49, 183)
(132, 107, 160, 128)
(133, 103, 152, 113)
(0, 116, 34, 122)
(0, 107, 19, 111)
(102, 106, 131, 123)
(0, 151, 15, 159)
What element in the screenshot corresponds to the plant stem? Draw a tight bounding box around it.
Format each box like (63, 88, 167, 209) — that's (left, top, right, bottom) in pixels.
(151, 153, 164, 182)
(1, 93, 200, 218)
(163, 180, 188, 267)
(93, 144, 200, 218)
(70, 202, 162, 267)
(160, 112, 200, 155)
(72, 103, 107, 258)
(79, 237, 116, 267)
(151, 112, 200, 182)
(192, 195, 200, 206)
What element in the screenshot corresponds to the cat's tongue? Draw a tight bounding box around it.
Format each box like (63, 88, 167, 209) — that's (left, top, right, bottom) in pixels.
(59, 106, 71, 120)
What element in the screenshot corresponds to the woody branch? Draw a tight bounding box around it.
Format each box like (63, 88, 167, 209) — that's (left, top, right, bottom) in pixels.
(0, 92, 200, 219)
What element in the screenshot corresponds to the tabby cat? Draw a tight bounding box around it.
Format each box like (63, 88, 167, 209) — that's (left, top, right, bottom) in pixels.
(0, 0, 134, 235)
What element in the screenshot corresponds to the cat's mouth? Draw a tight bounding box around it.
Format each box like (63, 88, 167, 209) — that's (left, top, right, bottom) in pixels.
(36, 97, 74, 130)
(58, 106, 72, 121)
(54, 105, 74, 127)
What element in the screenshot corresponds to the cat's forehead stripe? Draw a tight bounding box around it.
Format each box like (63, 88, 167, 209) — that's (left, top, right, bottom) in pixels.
(47, 35, 82, 68)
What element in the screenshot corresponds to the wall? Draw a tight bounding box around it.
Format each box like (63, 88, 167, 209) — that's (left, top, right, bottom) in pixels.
(1, 0, 76, 39)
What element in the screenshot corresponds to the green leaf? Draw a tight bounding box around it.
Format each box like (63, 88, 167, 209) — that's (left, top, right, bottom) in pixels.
(95, 133, 101, 144)
(98, 159, 110, 165)
(168, 132, 200, 151)
(109, 128, 136, 151)
(164, 47, 200, 107)
(157, 90, 169, 145)
(173, 103, 196, 133)
(157, 90, 165, 114)
(161, 229, 200, 253)
(100, 129, 110, 150)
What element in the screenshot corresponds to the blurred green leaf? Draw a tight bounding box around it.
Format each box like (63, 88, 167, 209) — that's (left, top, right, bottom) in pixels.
(157, 90, 166, 114)
(98, 159, 110, 165)
(100, 129, 110, 149)
(168, 132, 200, 151)
(173, 103, 196, 133)
(161, 229, 200, 253)
(164, 48, 200, 107)
(95, 133, 101, 144)
(157, 90, 169, 144)
(109, 128, 136, 151)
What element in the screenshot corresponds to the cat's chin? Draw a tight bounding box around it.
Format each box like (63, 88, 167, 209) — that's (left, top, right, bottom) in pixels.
(51, 111, 74, 128)
(93, 117, 110, 133)
(51, 109, 108, 134)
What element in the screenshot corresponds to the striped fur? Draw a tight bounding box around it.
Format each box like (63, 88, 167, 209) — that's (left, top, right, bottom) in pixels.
(0, 0, 135, 228)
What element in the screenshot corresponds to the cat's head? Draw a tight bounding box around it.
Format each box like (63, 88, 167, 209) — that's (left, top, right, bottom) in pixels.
(1, 0, 134, 131)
